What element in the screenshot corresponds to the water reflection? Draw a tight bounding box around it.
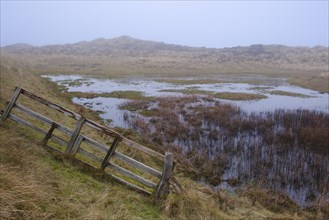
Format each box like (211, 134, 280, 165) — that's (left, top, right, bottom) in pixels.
(44, 74, 329, 127)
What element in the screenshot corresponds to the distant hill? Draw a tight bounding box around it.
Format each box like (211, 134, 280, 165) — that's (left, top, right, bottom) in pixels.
(1, 36, 328, 77)
(2, 36, 197, 55)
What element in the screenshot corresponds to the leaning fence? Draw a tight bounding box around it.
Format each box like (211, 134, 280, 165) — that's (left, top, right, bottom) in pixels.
(0, 87, 179, 201)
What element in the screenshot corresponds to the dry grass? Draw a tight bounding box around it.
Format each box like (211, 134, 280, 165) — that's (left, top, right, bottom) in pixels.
(0, 122, 161, 220)
(288, 76, 329, 93)
(162, 177, 314, 220)
(0, 58, 160, 219)
(0, 128, 57, 219)
(239, 187, 299, 214)
(163, 188, 232, 219)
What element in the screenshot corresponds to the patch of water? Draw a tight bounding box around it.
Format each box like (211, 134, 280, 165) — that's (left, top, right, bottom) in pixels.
(234, 94, 328, 113)
(44, 75, 329, 126)
(73, 96, 129, 128)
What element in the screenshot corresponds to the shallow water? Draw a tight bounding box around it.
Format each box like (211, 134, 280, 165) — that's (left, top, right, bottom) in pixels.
(72, 97, 130, 128)
(44, 74, 329, 206)
(44, 75, 329, 127)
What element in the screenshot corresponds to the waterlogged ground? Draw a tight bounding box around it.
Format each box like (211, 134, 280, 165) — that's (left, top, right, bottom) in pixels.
(44, 75, 328, 127)
(44, 74, 329, 207)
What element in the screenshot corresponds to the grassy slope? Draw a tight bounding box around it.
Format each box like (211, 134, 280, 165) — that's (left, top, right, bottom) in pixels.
(0, 56, 322, 219)
(0, 56, 162, 219)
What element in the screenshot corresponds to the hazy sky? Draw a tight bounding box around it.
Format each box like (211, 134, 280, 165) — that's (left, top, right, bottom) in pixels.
(1, 1, 328, 48)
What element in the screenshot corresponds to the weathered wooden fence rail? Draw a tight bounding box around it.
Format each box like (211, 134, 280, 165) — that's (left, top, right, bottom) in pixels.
(0, 87, 178, 201)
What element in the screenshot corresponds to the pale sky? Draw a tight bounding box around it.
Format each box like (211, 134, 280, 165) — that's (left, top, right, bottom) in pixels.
(1, 1, 328, 48)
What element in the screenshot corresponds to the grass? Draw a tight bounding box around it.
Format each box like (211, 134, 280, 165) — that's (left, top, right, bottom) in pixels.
(0, 55, 325, 219)
(288, 76, 329, 93)
(2, 122, 313, 220)
(0, 59, 163, 219)
(0, 123, 162, 219)
(240, 187, 299, 213)
(214, 92, 267, 100)
(267, 90, 313, 98)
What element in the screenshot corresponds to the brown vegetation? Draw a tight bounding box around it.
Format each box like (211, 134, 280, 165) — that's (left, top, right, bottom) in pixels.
(122, 96, 329, 210)
(213, 92, 267, 100)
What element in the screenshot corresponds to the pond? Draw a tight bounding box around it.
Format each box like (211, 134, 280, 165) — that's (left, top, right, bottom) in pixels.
(44, 75, 328, 127)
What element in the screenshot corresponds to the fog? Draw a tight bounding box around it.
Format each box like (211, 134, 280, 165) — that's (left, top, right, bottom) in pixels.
(1, 1, 328, 48)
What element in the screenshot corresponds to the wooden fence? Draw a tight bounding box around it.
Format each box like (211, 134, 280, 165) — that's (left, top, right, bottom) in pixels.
(0, 87, 179, 201)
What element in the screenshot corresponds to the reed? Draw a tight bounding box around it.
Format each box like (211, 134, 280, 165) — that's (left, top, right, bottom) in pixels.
(123, 96, 329, 208)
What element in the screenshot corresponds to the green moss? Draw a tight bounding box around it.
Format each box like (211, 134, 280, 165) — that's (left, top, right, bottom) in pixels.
(214, 92, 267, 100)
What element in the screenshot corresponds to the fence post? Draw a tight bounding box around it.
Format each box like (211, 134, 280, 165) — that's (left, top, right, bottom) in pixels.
(101, 135, 122, 170)
(0, 87, 22, 122)
(42, 123, 57, 146)
(68, 135, 84, 157)
(65, 117, 85, 156)
(154, 152, 174, 203)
